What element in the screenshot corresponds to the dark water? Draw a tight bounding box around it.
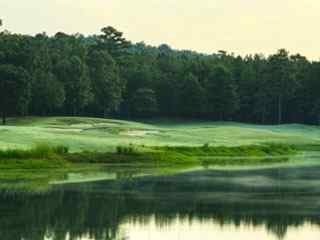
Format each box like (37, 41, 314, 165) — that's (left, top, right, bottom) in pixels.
(1, 166, 320, 240)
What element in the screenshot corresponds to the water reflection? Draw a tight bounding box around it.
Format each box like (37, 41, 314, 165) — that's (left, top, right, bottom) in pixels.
(1, 166, 320, 240)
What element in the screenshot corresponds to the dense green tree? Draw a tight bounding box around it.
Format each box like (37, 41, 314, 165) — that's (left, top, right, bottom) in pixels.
(237, 57, 257, 121)
(267, 49, 297, 124)
(155, 53, 182, 116)
(0, 32, 32, 68)
(55, 56, 92, 115)
(29, 35, 65, 115)
(312, 100, 320, 124)
(31, 70, 65, 115)
(155, 77, 179, 116)
(206, 66, 239, 120)
(88, 50, 123, 116)
(95, 26, 130, 57)
(179, 73, 205, 117)
(287, 54, 310, 122)
(131, 88, 158, 117)
(305, 62, 320, 123)
(0, 64, 30, 125)
(120, 60, 156, 116)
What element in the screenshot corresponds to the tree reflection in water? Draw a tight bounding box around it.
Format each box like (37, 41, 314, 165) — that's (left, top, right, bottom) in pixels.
(1, 166, 320, 240)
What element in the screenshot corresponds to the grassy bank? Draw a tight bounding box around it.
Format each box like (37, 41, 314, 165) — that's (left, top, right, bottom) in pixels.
(0, 143, 297, 191)
(55, 143, 298, 166)
(0, 142, 315, 193)
(0, 143, 298, 168)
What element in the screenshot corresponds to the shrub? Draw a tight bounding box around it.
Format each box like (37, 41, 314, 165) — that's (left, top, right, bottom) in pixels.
(53, 145, 69, 155)
(202, 143, 210, 150)
(116, 145, 137, 155)
(31, 143, 53, 158)
(116, 146, 124, 154)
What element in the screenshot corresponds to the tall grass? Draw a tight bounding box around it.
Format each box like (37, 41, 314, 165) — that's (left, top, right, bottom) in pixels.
(151, 144, 297, 157)
(66, 143, 297, 165)
(0, 144, 69, 160)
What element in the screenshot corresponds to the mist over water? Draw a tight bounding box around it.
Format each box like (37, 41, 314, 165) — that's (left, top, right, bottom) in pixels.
(1, 165, 320, 240)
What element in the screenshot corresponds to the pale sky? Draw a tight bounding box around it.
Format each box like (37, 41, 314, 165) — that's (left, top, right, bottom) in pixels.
(1, 0, 320, 59)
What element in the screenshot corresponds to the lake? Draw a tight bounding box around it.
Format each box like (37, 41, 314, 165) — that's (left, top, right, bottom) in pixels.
(1, 164, 320, 240)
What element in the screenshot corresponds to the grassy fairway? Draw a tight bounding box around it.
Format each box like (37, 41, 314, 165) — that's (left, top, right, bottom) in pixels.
(0, 116, 318, 191)
(0, 117, 319, 152)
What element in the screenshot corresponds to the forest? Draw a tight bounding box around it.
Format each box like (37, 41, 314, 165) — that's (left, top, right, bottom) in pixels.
(1, 21, 320, 125)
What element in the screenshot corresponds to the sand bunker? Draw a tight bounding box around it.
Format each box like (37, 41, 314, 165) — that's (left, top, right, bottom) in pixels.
(120, 130, 159, 137)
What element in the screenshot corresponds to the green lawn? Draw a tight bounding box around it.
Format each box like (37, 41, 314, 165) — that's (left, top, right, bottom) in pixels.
(0, 116, 319, 152)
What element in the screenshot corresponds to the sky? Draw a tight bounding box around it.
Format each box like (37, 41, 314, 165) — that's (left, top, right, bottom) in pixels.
(1, 0, 320, 59)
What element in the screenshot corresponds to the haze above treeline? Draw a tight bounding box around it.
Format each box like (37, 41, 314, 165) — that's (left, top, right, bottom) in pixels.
(2, 0, 320, 60)
(0, 20, 320, 125)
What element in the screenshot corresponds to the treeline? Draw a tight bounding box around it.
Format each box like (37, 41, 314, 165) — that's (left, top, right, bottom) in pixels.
(0, 23, 320, 125)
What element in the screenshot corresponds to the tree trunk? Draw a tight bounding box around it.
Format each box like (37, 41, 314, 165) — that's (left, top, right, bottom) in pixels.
(277, 95, 282, 125)
(261, 110, 266, 124)
(73, 105, 77, 116)
(1, 110, 6, 125)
